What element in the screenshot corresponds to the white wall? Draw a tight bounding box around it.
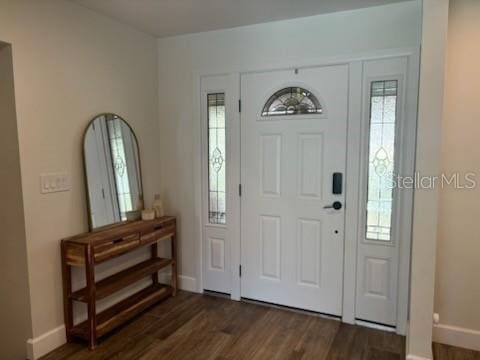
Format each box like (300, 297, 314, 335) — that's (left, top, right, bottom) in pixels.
(434, 0, 480, 351)
(157, 1, 422, 281)
(407, 1, 449, 358)
(0, 0, 160, 356)
(0, 42, 33, 360)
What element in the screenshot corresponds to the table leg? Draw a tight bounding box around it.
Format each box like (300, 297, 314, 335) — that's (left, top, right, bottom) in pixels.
(61, 242, 73, 342)
(171, 233, 178, 296)
(85, 245, 97, 350)
(151, 243, 159, 285)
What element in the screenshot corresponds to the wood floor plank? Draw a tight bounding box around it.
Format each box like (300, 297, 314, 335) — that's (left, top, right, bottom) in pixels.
(289, 314, 340, 360)
(140, 297, 240, 359)
(250, 310, 307, 360)
(41, 291, 479, 360)
(140, 293, 213, 340)
(216, 307, 284, 359)
(325, 323, 359, 359)
(433, 343, 480, 360)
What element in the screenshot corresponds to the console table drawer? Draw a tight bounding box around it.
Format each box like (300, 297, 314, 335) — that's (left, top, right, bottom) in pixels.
(94, 234, 140, 263)
(140, 225, 175, 245)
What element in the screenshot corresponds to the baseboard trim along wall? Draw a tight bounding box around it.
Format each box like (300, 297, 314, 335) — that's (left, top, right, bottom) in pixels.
(433, 323, 480, 352)
(26, 275, 197, 359)
(157, 273, 198, 293)
(406, 355, 432, 360)
(178, 275, 197, 292)
(26, 325, 66, 360)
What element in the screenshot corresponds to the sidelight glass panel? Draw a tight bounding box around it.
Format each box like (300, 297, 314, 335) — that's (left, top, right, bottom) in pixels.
(366, 80, 398, 241)
(208, 93, 226, 224)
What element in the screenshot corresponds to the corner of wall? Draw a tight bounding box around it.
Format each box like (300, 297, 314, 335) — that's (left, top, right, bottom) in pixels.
(407, 0, 449, 358)
(26, 325, 66, 360)
(0, 42, 34, 360)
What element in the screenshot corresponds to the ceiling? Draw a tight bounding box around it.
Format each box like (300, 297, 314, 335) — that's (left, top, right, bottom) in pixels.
(71, 0, 409, 38)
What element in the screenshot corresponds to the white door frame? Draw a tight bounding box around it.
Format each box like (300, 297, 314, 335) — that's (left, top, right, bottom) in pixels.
(193, 48, 420, 335)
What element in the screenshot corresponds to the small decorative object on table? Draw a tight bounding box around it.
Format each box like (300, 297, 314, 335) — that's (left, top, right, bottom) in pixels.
(125, 210, 141, 221)
(141, 209, 155, 221)
(152, 194, 164, 218)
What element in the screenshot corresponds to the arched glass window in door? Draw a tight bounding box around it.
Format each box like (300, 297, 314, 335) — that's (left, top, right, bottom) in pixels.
(262, 87, 323, 117)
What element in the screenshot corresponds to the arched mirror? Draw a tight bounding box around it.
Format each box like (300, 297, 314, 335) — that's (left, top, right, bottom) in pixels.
(83, 114, 143, 230)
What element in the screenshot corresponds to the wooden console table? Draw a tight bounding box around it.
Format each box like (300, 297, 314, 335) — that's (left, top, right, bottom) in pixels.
(61, 216, 177, 349)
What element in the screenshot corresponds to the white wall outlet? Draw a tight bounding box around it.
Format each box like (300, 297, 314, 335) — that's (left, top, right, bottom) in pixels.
(40, 172, 71, 194)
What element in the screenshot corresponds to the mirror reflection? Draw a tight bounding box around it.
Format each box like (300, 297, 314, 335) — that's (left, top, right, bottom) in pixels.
(84, 114, 143, 229)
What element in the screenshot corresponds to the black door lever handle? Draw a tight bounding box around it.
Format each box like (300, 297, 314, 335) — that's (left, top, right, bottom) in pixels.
(323, 201, 342, 210)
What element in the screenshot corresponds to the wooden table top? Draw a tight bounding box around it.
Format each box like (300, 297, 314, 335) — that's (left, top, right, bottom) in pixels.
(62, 216, 176, 245)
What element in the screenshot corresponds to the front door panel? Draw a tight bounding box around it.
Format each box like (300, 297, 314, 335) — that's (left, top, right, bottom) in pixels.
(240, 65, 349, 315)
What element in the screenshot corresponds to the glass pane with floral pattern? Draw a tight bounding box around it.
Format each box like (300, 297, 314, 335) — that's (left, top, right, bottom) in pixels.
(208, 93, 226, 224)
(366, 80, 398, 241)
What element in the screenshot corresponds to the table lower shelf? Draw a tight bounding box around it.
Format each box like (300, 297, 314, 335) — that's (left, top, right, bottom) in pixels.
(70, 258, 173, 302)
(69, 283, 173, 340)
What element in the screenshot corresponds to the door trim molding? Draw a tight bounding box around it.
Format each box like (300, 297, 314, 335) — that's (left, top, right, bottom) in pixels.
(192, 47, 420, 333)
(397, 50, 421, 334)
(342, 60, 363, 324)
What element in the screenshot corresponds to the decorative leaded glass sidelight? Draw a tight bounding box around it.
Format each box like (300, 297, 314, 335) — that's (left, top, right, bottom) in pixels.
(366, 80, 398, 241)
(208, 93, 226, 224)
(262, 87, 323, 117)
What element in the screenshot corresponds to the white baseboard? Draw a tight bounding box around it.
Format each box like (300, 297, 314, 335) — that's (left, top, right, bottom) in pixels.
(26, 325, 66, 360)
(433, 323, 480, 351)
(406, 355, 432, 360)
(178, 275, 198, 292)
(158, 273, 198, 293)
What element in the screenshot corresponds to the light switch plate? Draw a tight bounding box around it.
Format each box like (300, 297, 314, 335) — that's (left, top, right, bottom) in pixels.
(40, 172, 71, 194)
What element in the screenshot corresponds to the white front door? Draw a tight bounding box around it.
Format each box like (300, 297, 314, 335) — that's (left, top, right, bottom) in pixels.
(240, 65, 349, 315)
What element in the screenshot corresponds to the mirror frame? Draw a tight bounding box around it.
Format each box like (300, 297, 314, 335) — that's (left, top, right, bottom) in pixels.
(82, 113, 144, 231)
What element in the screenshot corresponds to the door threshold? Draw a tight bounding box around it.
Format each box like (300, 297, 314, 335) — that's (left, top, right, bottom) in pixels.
(355, 319, 396, 333)
(241, 297, 341, 321)
(204, 290, 231, 299)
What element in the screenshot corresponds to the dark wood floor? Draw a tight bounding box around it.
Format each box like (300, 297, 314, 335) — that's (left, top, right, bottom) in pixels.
(433, 344, 480, 360)
(42, 291, 479, 360)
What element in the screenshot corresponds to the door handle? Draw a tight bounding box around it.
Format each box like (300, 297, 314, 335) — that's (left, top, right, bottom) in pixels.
(323, 201, 342, 210)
